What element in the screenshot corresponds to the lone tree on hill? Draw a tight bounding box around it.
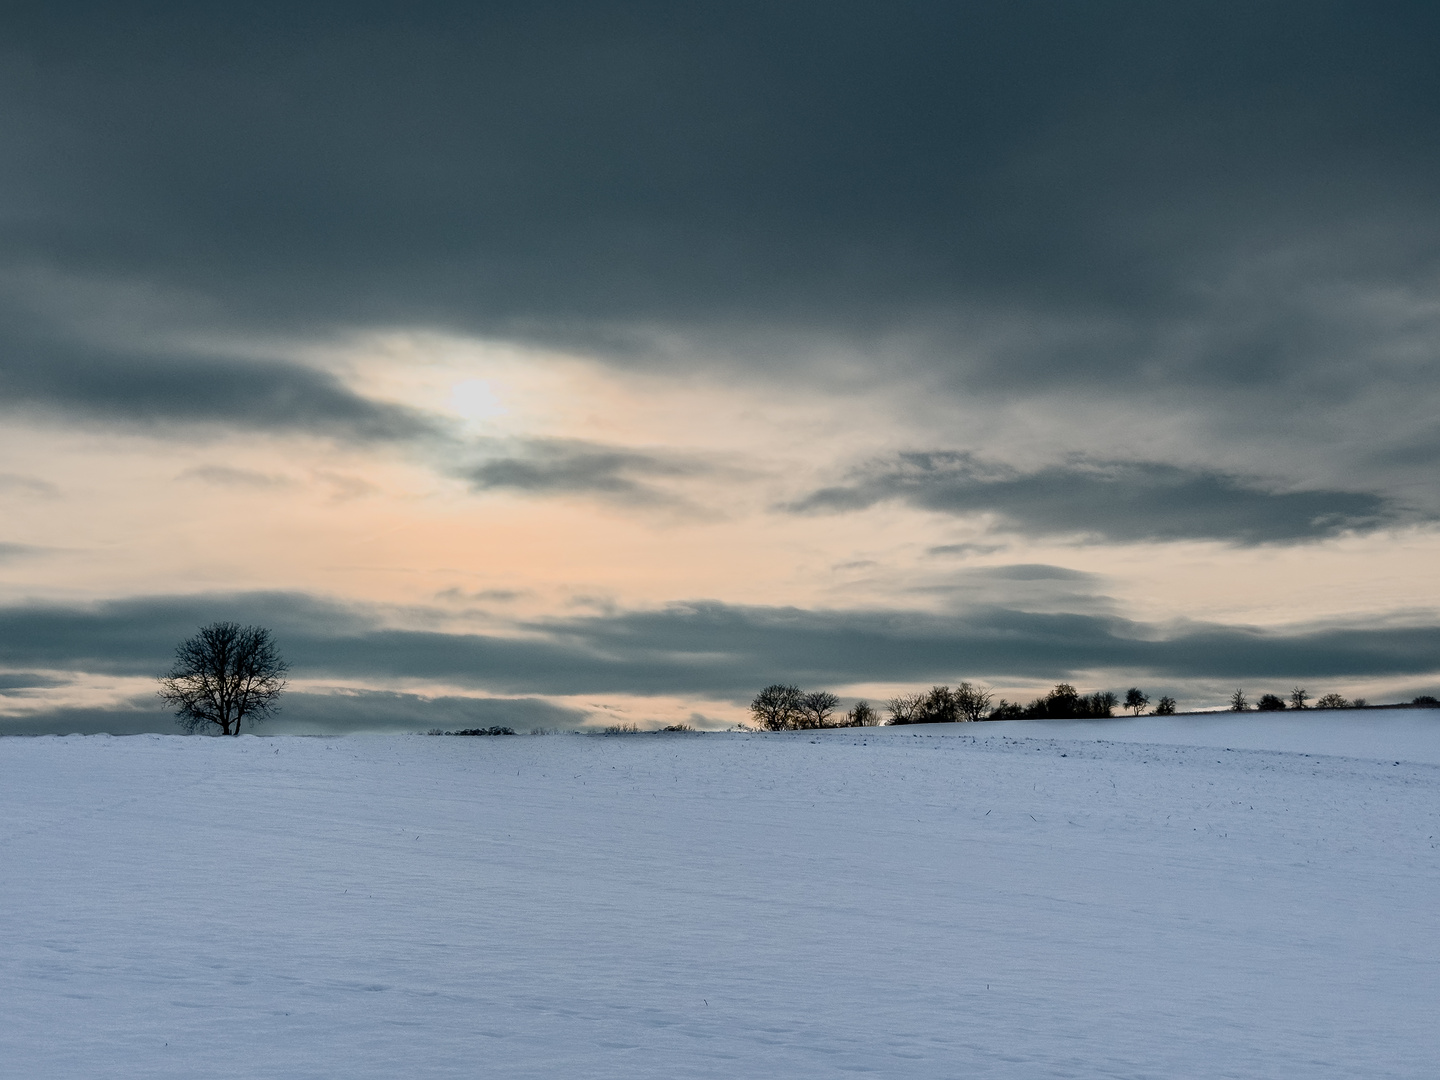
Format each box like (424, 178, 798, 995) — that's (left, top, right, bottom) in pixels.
(1289, 687, 1310, 710)
(1230, 689, 1248, 712)
(1154, 695, 1177, 715)
(1124, 687, 1150, 715)
(158, 622, 289, 736)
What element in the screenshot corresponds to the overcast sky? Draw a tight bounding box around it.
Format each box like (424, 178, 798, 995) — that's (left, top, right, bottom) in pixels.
(4, 1, 1439, 732)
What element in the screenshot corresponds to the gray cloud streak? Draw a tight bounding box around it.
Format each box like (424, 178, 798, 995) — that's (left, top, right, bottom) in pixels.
(0, 315, 439, 441)
(790, 453, 1405, 544)
(461, 439, 709, 506)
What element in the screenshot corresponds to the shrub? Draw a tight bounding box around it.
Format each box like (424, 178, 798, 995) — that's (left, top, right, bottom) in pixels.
(658, 723, 695, 732)
(1255, 694, 1286, 711)
(1017, 685, 1117, 719)
(1413, 695, 1439, 707)
(602, 722, 641, 734)
(1154, 696, 1177, 715)
(1315, 693, 1349, 709)
(431, 726, 517, 736)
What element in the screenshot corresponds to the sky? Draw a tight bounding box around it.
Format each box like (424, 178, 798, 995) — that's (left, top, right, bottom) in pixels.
(3, 0, 1440, 733)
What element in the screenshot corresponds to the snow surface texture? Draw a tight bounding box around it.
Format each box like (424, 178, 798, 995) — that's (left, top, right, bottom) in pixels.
(2, 712, 1438, 1079)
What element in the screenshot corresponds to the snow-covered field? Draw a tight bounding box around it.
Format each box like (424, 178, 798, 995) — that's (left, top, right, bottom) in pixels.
(3, 713, 1438, 1078)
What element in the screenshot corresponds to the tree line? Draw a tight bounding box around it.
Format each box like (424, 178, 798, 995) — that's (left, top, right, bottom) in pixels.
(1226, 688, 1378, 711)
(749, 681, 1179, 730)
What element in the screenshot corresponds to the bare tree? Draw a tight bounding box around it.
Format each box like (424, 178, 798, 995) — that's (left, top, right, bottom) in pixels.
(1289, 687, 1310, 710)
(1154, 695, 1177, 715)
(954, 681, 992, 722)
(158, 622, 288, 736)
(798, 690, 841, 728)
(886, 692, 925, 725)
(1315, 692, 1349, 709)
(1124, 687, 1150, 715)
(1229, 689, 1248, 712)
(846, 700, 879, 726)
(750, 684, 804, 731)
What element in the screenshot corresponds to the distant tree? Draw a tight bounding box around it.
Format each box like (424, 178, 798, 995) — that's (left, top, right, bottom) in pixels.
(1021, 683, 1082, 719)
(954, 681, 993, 722)
(1154, 696, 1177, 715)
(1351, 698, 1368, 708)
(797, 690, 841, 729)
(751, 684, 805, 730)
(1289, 687, 1310, 710)
(1255, 693, 1286, 711)
(987, 699, 1025, 720)
(1011, 684, 1117, 720)
(886, 692, 926, 724)
(1315, 692, 1349, 709)
(1413, 695, 1439, 707)
(1124, 687, 1150, 715)
(915, 685, 962, 724)
(846, 700, 880, 726)
(158, 622, 288, 736)
(1229, 689, 1248, 712)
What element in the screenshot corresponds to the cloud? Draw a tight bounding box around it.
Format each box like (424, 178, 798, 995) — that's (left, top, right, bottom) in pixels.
(789, 453, 1405, 545)
(179, 465, 295, 488)
(0, 542, 47, 561)
(0, 312, 441, 441)
(2, 592, 1437, 720)
(2, 1, 1438, 470)
(460, 439, 710, 507)
(0, 672, 67, 691)
(926, 543, 1005, 558)
(0, 473, 59, 497)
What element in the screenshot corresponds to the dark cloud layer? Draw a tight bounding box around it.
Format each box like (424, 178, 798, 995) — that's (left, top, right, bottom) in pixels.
(0, 314, 436, 440)
(3, 1, 1439, 468)
(791, 453, 1406, 544)
(2, 592, 1436, 732)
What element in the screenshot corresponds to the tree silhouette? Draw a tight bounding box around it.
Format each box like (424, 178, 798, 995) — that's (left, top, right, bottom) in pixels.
(798, 690, 841, 728)
(158, 622, 288, 736)
(1154, 696, 1177, 715)
(954, 682, 993, 722)
(1124, 687, 1150, 715)
(847, 700, 879, 726)
(751, 684, 804, 730)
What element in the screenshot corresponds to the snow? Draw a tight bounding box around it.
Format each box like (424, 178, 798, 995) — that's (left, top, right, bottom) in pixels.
(2, 711, 1437, 1078)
